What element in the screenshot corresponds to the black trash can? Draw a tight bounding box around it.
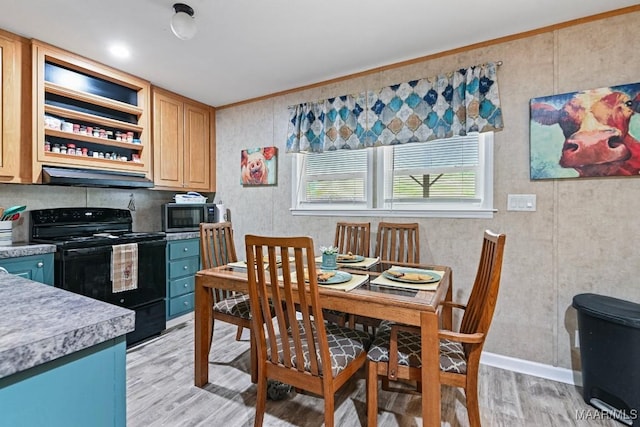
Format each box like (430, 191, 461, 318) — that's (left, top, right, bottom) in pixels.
(573, 293, 640, 426)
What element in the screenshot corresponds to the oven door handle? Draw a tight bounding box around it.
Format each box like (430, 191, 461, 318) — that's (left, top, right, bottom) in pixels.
(62, 246, 113, 257)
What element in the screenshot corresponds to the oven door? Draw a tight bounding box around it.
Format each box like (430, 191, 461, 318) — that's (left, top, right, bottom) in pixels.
(55, 240, 167, 308)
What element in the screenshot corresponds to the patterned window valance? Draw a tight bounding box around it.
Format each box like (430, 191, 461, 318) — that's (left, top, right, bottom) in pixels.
(286, 62, 503, 153)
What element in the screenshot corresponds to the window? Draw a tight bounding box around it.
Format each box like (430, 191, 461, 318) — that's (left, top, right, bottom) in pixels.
(291, 133, 494, 218)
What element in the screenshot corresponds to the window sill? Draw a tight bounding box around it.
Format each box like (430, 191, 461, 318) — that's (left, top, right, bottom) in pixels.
(290, 208, 496, 219)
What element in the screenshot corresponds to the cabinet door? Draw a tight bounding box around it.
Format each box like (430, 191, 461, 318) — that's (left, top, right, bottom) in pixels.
(0, 35, 20, 178)
(152, 90, 184, 188)
(183, 101, 211, 191)
(0, 254, 54, 285)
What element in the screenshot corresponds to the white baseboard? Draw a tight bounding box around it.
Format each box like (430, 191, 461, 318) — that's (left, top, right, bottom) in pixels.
(481, 351, 583, 387)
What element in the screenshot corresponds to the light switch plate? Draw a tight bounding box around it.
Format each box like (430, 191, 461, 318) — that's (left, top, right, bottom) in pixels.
(507, 194, 536, 211)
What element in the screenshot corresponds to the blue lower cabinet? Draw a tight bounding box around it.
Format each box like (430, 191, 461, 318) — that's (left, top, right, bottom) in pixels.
(166, 238, 200, 319)
(0, 253, 54, 285)
(0, 337, 127, 427)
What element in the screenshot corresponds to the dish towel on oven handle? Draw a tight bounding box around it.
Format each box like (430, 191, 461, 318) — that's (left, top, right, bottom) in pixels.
(111, 243, 138, 293)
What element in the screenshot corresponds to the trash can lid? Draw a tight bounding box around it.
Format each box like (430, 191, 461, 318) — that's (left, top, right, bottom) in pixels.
(573, 293, 640, 328)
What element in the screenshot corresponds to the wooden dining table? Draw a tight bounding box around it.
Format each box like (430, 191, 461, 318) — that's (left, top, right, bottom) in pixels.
(194, 263, 453, 427)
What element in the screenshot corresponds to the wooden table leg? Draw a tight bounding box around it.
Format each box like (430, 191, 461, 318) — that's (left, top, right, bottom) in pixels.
(421, 311, 440, 427)
(195, 276, 212, 387)
(442, 271, 453, 331)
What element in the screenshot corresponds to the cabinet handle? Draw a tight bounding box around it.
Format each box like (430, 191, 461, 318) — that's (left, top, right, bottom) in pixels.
(183, 301, 189, 306)
(0, 267, 8, 274)
(183, 265, 188, 270)
(184, 283, 188, 288)
(37, 262, 44, 268)
(183, 247, 189, 252)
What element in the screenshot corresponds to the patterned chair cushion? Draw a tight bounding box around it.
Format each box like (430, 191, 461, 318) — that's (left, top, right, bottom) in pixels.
(213, 294, 252, 319)
(268, 321, 372, 378)
(367, 321, 467, 374)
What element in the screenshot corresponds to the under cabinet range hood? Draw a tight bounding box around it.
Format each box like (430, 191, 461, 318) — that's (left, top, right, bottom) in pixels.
(42, 166, 154, 189)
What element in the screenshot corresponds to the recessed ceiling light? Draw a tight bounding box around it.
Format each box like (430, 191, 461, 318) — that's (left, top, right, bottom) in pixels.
(109, 44, 131, 59)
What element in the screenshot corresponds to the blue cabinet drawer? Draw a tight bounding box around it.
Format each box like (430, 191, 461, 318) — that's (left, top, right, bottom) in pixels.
(169, 276, 195, 298)
(169, 293, 194, 317)
(168, 257, 200, 279)
(168, 239, 200, 261)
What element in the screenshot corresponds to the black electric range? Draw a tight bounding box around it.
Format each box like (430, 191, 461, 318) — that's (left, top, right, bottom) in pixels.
(30, 207, 167, 346)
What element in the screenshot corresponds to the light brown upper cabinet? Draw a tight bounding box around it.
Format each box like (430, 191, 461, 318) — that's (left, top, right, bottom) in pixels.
(0, 30, 29, 183)
(152, 86, 215, 192)
(31, 40, 152, 183)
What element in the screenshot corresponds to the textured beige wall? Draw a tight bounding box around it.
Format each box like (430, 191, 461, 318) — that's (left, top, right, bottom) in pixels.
(215, 11, 640, 370)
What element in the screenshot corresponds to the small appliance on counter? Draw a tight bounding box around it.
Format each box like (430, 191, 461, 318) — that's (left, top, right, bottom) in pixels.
(173, 191, 208, 204)
(162, 202, 217, 232)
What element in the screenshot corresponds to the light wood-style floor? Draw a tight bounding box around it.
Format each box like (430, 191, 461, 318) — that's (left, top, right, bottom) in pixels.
(126, 320, 619, 426)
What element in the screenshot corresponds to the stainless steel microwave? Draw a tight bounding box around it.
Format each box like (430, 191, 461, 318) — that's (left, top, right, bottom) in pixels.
(161, 203, 218, 232)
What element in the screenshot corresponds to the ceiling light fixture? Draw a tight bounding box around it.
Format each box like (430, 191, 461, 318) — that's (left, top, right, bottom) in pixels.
(170, 3, 197, 40)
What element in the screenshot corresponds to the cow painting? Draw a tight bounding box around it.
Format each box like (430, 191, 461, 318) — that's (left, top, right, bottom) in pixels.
(530, 83, 640, 179)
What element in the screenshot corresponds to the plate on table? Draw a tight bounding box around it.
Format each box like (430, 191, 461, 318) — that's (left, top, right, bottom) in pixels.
(382, 268, 441, 284)
(306, 270, 353, 285)
(336, 254, 365, 263)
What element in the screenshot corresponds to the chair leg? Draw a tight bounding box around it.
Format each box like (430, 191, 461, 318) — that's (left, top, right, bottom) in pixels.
(254, 373, 267, 427)
(249, 333, 258, 384)
(366, 361, 379, 427)
(235, 325, 244, 341)
(465, 381, 481, 427)
(323, 393, 335, 427)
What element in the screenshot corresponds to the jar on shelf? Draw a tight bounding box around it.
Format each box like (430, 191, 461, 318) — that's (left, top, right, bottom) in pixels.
(61, 121, 73, 133)
(67, 143, 76, 155)
(106, 130, 113, 139)
(93, 128, 100, 138)
(99, 129, 106, 139)
(126, 131, 134, 142)
(79, 125, 87, 135)
(115, 131, 122, 141)
(52, 143, 60, 153)
(73, 123, 80, 134)
(60, 144, 67, 155)
(44, 140, 51, 152)
(81, 147, 88, 156)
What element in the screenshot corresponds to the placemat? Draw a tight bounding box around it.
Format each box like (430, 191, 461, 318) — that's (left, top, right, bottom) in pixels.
(314, 256, 380, 270)
(370, 268, 445, 291)
(285, 272, 368, 292)
(318, 273, 368, 291)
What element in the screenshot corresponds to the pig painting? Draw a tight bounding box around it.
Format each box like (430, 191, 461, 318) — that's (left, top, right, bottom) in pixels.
(241, 147, 277, 185)
(530, 83, 640, 179)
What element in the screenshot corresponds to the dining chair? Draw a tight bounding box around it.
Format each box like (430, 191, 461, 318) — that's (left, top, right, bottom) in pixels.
(334, 221, 371, 257)
(245, 234, 372, 427)
(349, 221, 421, 334)
(199, 222, 251, 347)
(324, 222, 371, 328)
(366, 230, 506, 427)
(374, 221, 420, 268)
